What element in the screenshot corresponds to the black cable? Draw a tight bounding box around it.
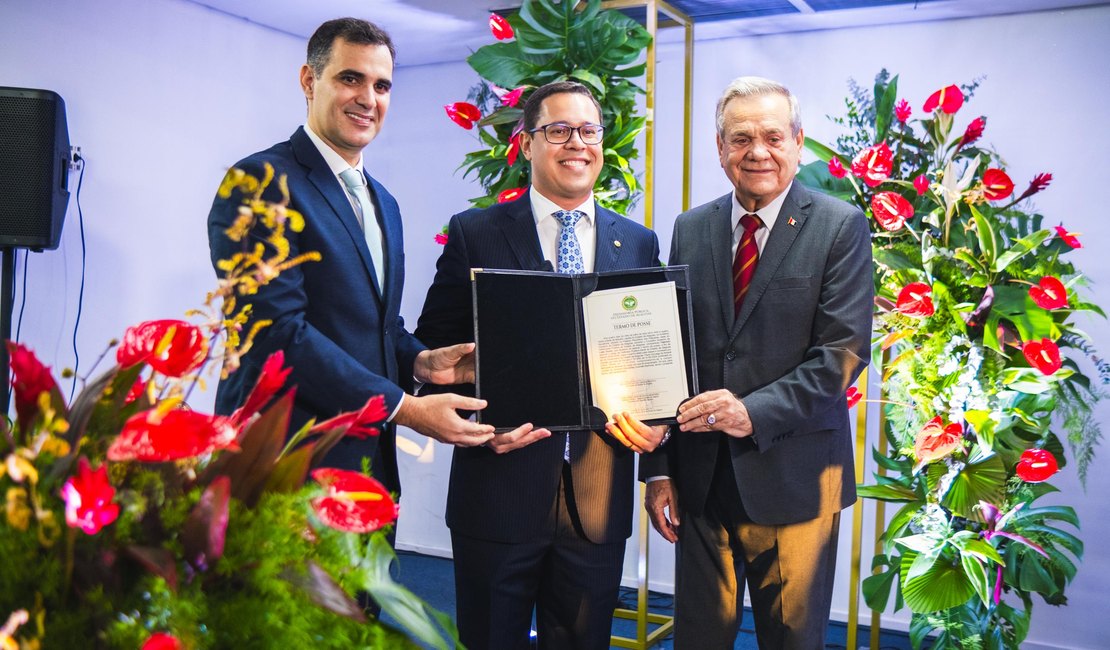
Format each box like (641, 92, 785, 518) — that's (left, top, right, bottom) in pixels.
(69, 156, 87, 402)
(15, 250, 27, 341)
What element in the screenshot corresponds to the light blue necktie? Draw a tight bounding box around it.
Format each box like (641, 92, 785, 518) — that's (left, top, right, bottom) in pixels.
(339, 168, 386, 292)
(553, 210, 586, 274)
(553, 209, 586, 461)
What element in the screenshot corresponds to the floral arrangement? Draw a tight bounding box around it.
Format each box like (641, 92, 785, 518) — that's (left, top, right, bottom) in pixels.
(798, 71, 1104, 648)
(0, 166, 456, 649)
(441, 0, 650, 216)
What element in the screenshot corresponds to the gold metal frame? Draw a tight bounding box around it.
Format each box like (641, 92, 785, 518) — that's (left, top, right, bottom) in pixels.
(599, 0, 694, 647)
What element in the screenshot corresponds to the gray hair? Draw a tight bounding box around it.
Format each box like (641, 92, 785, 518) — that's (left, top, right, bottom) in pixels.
(715, 76, 802, 137)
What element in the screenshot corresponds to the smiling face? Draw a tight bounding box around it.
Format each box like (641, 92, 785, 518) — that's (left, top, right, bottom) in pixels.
(716, 92, 803, 212)
(300, 39, 393, 166)
(521, 92, 604, 210)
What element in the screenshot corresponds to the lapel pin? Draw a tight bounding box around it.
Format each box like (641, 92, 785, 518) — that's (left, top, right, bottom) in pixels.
(614, 240, 621, 248)
(787, 217, 797, 227)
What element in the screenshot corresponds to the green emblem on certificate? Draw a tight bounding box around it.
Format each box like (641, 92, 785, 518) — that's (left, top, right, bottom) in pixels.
(621, 295, 638, 311)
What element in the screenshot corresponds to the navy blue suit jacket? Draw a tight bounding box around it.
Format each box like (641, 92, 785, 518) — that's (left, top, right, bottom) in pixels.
(207, 127, 424, 493)
(415, 192, 661, 544)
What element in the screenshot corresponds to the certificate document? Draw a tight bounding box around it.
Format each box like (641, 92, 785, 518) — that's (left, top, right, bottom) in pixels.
(581, 281, 690, 421)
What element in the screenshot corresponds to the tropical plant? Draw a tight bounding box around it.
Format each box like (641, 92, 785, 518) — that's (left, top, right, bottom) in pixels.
(444, 0, 651, 214)
(0, 166, 457, 650)
(798, 71, 1105, 648)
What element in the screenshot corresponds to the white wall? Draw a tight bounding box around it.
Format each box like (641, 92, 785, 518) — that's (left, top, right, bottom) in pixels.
(3, 0, 1109, 648)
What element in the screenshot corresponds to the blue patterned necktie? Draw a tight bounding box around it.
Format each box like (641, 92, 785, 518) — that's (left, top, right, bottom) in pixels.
(553, 210, 585, 274)
(339, 168, 386, 292)
(553, 209, 586, 461)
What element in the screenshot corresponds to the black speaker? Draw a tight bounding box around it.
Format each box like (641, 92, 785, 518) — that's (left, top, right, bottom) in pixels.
(0, 87, 71, 250)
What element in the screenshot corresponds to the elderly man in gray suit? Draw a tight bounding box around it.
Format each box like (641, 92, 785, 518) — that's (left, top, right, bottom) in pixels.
(639, 76, 873, 648)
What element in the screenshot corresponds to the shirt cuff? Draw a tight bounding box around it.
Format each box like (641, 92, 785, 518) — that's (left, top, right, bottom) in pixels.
(645, 475, 671, 483)
(386, 393, 404, 423)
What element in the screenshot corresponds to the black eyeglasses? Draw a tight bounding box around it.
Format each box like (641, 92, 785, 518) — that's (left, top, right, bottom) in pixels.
(528, 122, 605, 145)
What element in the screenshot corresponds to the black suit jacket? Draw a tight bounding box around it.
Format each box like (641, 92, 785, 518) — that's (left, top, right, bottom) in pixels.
(207, 127, 425, 493)
(642, 183, 873, 525)
(416, 191, 661, 544)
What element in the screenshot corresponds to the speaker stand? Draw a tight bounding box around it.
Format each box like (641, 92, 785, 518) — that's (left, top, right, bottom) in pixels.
(1, 247, 15, 416)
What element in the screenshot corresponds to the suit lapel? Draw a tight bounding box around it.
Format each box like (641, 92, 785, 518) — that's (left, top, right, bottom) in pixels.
(593, 206, 624, 272)
(367, 175, 397, 304)
(498, 194, 547, 271)
(730, 183, 811, 336)
(291, 128, 383, 302)
(706, 194, 736, 331)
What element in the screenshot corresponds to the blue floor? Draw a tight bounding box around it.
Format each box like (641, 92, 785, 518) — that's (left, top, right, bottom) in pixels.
(390, 550, 916, 649)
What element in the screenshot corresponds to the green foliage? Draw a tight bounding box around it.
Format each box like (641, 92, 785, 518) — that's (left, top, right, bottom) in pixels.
(458, 0, 650, 214)
(800, 71, 1103, 648)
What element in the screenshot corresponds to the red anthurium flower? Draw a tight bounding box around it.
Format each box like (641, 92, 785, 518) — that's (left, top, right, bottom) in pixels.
(914, 416, 964, 463)
(1022, 338, 1062, 375)
(506, 134, 521, 167)
(923, 84, 964, 114)
(229, 351, 291, 427)
(497, 187, 527, 203)
(851, 142, 893, 187)
(1016, 448, 1059, 483)
(311, 394, 389, 441)
(444, 102, 481, 130)
(827, 157, 847, 179)
(1053, 225, 1082, 249)
(894, 98, 911, 123)
(489, 13, 514, 40)
(846, 387, 862, 409)
(871, 191, 914, 231)
(1029, 276, 1068, 310)
(913, 174, 929, 195)
(61, 457, 120, 535)
(108, 408, 238, 462)
(311, 468, 398, 534)
(1016, 172, 1052, 202)
(7, 341, 58, 426)
(501, 86, 526, 107)
(117, 320, 208, 378)
(141, 633, 183, 650)
(434, 225, 449, 245)
(981, 168, 1014, 201)
(896, 282, 935, 317)
(958, 116, 986, 149)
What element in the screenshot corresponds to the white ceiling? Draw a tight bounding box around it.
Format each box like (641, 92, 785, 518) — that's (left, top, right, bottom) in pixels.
(184, 0, 1107, 67)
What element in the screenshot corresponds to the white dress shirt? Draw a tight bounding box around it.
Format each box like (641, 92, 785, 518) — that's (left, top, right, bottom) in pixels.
(529, 188, 597, 273)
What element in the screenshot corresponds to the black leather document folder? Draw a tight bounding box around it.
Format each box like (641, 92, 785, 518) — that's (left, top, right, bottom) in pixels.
(471, 266, 698, 431)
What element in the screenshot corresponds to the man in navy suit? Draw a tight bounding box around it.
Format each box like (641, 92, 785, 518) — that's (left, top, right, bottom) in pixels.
(207, 18, 494, 496)
(416, 81, 664, 650)
(641, 76, 873, 648)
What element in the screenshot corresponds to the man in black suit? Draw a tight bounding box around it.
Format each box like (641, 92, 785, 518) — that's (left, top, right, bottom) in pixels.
(641, 76, 873, 648)
(207, 18, 495, 496)
(416, 81, 662, 650)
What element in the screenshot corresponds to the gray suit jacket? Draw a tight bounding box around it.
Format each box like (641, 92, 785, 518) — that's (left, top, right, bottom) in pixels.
(642, 182, 873, 525)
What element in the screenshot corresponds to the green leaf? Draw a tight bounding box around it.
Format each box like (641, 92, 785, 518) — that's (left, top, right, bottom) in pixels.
(467, 42, 540, 87)
(969, 204, 998, 268)
(364, 534, 460, 650)
(281, 560, 367, 623)
(478, 106, 524, 127)
(941, 453, 1007, 517)
(993, 229, 1052, 273)
(960, 552, 991, 606)
(803, 137, 842, 163)
(900, 550, 977, 613)
(862, 567, 899, 611)
(858, 483, 918, 502)
(874, 74, 898, 142)
(569, 68, 605, 94)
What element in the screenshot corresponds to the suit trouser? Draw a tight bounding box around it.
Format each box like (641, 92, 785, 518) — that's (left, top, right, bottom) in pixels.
(674, 438, 841, 650)
(451, 462, 626, 650)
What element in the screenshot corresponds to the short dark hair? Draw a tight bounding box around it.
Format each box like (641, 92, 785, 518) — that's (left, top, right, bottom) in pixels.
(521, 81, 603, 131)
(307, 18, 395, 75)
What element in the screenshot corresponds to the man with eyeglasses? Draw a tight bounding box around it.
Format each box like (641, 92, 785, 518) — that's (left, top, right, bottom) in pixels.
(416, 80, 663, 649)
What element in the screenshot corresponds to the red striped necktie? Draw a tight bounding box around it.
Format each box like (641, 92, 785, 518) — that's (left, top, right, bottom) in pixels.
(732, 213, 762, 316)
